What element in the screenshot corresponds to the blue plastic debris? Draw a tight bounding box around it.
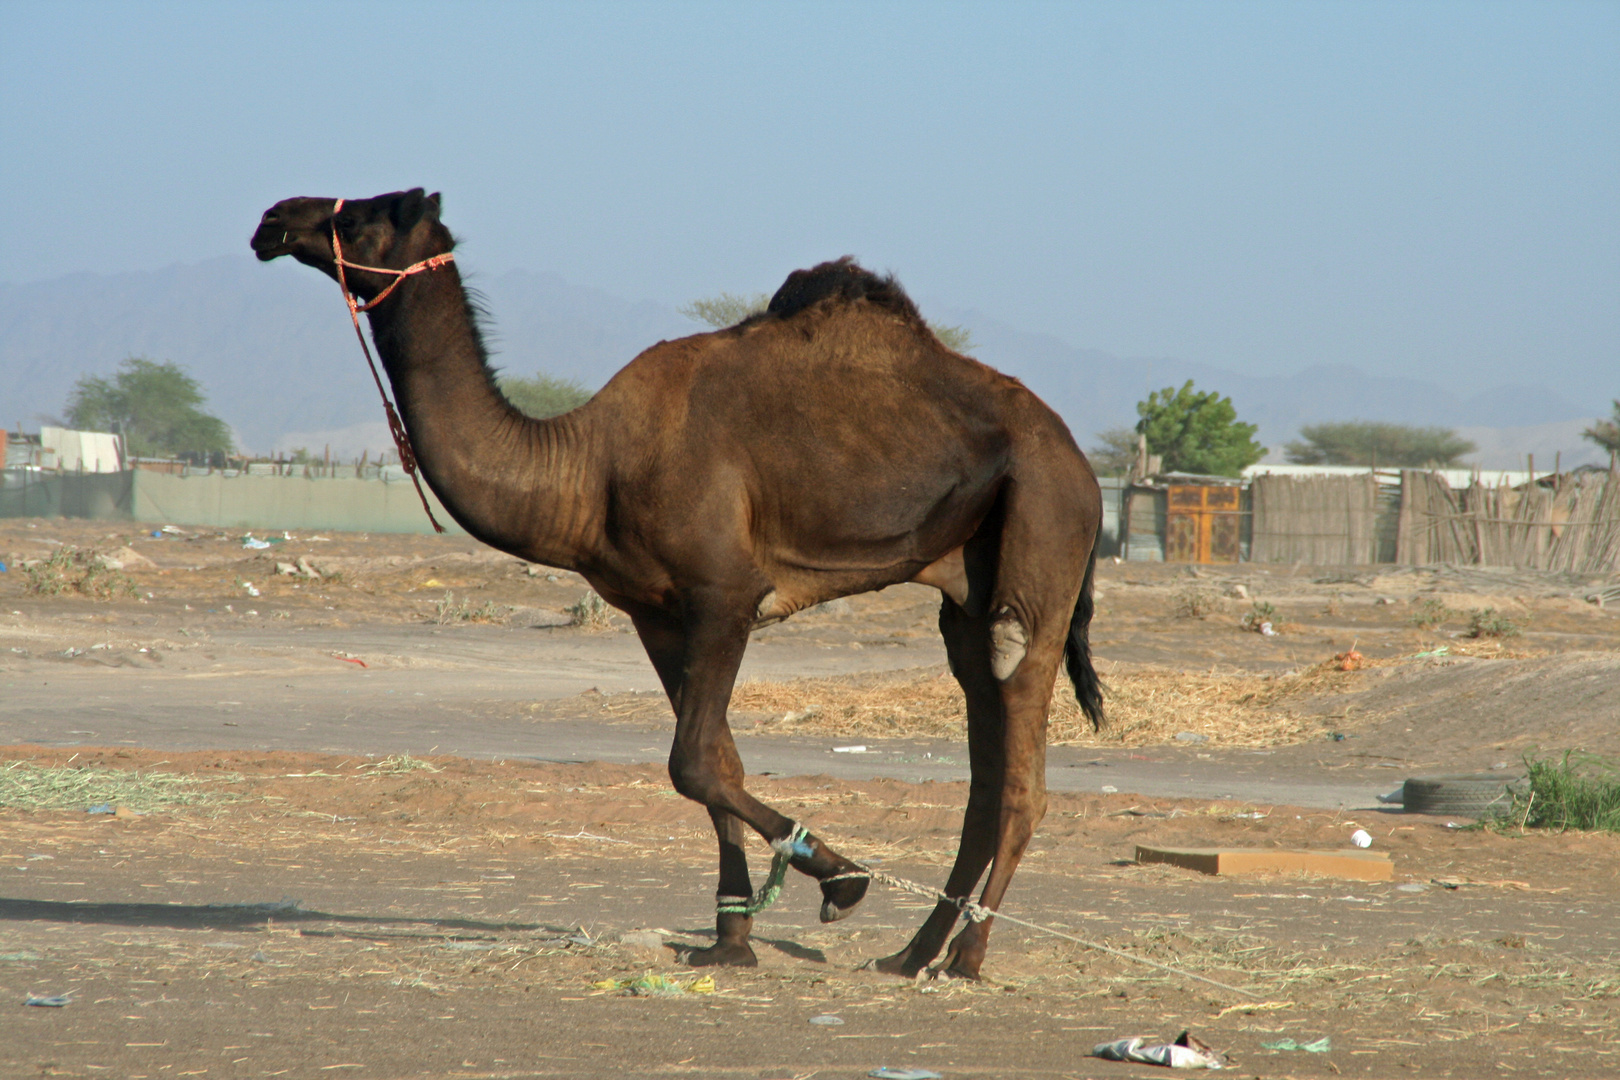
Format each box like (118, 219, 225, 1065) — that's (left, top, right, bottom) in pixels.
(0, 561, 8, 573)
(26, 994, 72, 1007)
(86, 803, 114, 815)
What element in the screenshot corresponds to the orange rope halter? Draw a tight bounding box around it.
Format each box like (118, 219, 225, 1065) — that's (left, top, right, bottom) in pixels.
(330, 197, 454, 534)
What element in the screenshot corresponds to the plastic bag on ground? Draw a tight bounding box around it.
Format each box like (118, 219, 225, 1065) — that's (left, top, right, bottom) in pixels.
(1261, 1036, 1332, 1052)
(1092, 1030, 1223, 1069)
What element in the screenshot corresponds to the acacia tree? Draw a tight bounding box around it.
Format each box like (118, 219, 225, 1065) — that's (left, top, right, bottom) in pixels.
(1583, 401, 1620, 457)
(1135, 380, 1263, 477)
(497, 371, 593, 419)
(1087, 427, 1139, 477)
(64, 357, 233, 458)
(680, 292, 976, 352)
(1285, 421, 1475, 467)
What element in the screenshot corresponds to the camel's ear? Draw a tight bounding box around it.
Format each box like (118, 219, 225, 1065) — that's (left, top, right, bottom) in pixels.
(390, 188, 433, 230)
(427, 192, 442, 217)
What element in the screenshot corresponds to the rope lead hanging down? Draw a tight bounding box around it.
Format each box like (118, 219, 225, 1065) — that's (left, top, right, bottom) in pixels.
(329, 197, 454, 534)
(715, 823, 812, 917)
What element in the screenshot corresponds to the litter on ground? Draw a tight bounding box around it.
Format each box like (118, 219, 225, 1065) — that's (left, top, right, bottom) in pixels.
(1261, 1036, 1333, 1053)
(1092, 1031, 1223, 1069)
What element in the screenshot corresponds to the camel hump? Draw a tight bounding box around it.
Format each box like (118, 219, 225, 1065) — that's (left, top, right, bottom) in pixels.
(764, 257, 921, 324)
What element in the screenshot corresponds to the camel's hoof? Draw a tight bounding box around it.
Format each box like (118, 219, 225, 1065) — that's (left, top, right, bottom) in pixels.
(867, 947, 930, 979)
(928, 958, 983, 981)
(683, 941, 758, 968)
(930, 935, 985, 981)
(819, 873, 870, 923)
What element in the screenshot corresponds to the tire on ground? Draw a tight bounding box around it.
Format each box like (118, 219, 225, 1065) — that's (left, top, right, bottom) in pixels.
(1401, 774, 1523, 817)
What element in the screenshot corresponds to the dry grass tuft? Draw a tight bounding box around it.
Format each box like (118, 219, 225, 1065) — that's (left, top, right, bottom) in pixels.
(737, 659, 1369, 747)
(356, 754, 443, 775)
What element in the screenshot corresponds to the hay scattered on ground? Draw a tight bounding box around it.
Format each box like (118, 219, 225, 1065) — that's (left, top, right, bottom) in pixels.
(356, 753, 443, 775)
(0, 760, 240, 812)
(736, 660, 1373, 747)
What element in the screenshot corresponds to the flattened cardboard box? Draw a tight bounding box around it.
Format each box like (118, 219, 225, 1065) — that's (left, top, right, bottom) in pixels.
(1136, 845, 1394, 881)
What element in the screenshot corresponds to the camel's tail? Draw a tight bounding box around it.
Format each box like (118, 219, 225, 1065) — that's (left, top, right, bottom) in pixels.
(1064, 542, 1105, 729)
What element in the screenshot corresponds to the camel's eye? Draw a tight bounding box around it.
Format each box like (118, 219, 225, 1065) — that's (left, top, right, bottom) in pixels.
(336, 214, 356, 231)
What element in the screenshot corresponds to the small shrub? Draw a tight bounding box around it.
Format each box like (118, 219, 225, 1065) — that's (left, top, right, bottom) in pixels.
(567, 589, 614, 630)
(21, 548, 137, 601)
(433, 590, 508, 625)
(1323, 593, 1343, 617)
(1505, 752, 1620, 834)
(1173, 583, 1219, 619)
(1408, 597, 1451, 631)
(1466, 607, 1522, 639)
(1240, 600, 1277, 632)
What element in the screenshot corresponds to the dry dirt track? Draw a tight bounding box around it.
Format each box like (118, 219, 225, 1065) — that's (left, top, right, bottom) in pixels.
(3, 518, 1620, 1078)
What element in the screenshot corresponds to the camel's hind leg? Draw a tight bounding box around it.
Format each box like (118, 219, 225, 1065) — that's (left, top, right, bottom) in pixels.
(931, 480, 1089, 979)
(878, 476, 1092, 980)
(870, 597, 1006, 977)
(929, 635, 1065, 979)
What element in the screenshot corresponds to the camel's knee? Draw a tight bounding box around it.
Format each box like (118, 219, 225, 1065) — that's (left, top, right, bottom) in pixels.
(668, 756, 725, 805)
(988, 609, 1027, 681)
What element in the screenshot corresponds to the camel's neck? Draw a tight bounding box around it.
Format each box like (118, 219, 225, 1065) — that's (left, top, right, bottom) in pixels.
(362, 269, 599, 568)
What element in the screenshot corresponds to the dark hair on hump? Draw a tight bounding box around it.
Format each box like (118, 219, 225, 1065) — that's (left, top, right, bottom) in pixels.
(763, 257, 922, 324)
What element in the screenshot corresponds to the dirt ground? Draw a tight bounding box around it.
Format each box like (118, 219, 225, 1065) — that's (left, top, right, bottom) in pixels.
(3, 518, 1619, 1078)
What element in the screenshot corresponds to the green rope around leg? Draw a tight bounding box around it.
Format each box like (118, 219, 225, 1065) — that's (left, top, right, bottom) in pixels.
(716, 823, 811, 917)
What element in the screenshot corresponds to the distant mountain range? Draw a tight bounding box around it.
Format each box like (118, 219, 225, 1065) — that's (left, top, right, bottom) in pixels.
(1, 256, 1606, 469)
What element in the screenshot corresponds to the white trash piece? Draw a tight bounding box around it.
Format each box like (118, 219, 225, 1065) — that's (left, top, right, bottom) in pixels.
(1092, 1032, 1223, 1069)
(1350, 829, 1372, 848)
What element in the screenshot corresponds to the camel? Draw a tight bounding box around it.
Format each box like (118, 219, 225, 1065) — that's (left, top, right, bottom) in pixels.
(251, 188, 1103, 979)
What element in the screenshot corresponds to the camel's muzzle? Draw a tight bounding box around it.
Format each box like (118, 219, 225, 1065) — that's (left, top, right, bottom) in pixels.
(249, 224, 295, 261)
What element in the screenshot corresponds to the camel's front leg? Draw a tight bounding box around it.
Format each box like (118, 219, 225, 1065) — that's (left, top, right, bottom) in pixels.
(689, 807, 759, 967)
(640, 599, 869, 967)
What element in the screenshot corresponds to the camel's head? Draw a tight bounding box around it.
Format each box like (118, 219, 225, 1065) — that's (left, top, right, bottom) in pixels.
(251, 188, 447, 291)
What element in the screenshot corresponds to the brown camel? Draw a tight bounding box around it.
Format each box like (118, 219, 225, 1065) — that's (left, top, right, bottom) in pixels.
(251, 188, 1103, 979)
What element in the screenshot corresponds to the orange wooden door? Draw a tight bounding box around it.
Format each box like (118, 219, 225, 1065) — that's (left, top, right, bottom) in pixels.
(1166, 485, 1242, 563)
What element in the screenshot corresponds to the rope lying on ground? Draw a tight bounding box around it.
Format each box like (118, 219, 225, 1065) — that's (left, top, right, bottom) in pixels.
(858, 862, 1264, 1000)
(726, 821, 1262, 999)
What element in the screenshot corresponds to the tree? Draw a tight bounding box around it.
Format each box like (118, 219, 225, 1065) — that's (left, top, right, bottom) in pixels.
(680, 293, 976, 352)
(678, 292, 770, 329)
(1582, 401, 1620, 457)
(497, 372, 593, 419)
(1284, 421, 1475, 467)
(64, 357, 233, 458)
(1135, 380, 1263, 477)
(1087, 427, 1140, 477)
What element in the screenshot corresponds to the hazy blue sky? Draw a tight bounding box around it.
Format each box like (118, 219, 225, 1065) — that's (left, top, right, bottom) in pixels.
(2, 1, 1615, 397)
